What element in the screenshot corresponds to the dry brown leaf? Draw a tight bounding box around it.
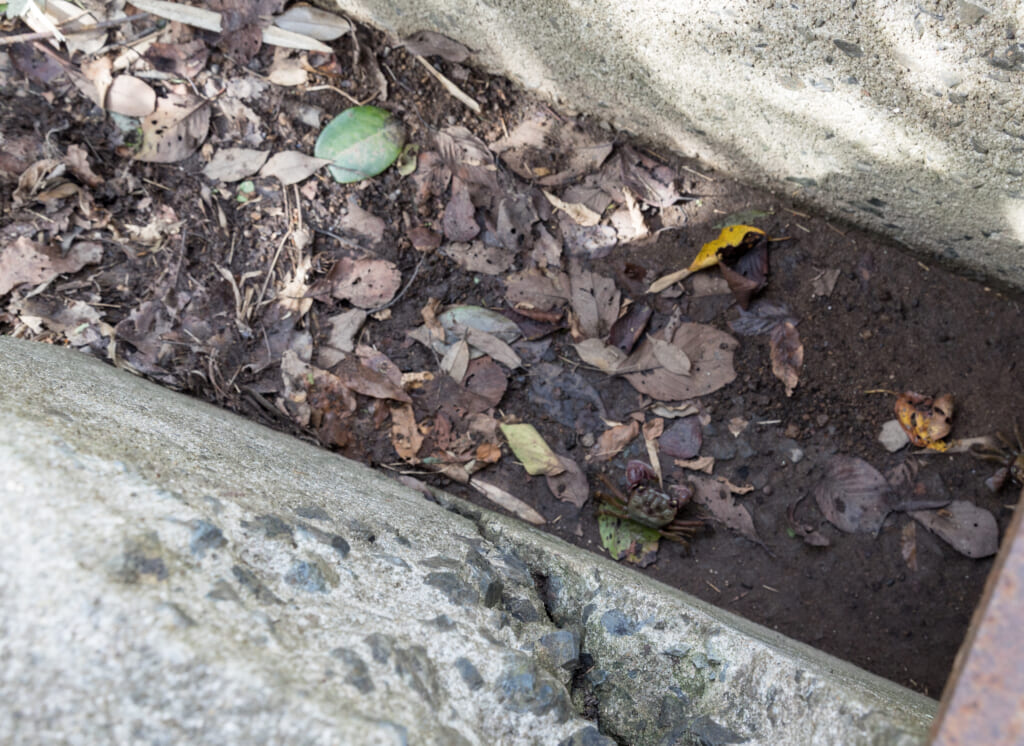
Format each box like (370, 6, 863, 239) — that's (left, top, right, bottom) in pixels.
(910, 501, 998, 558)
(463, 357, 507, 408)
(0, 237, 102, 297)
(63, 144, 103, 188)
(135, 95, 211, 163)
(390, 403, 423, 462)
(356, 345, 404, 387)
(649, 335, 691, 376)
(675, 456, 715, 473)
(334, 356, 411, 403)
(105, 75, 157, 117)
(462, 326, 521, 369)
(492, 108, 612, 186)
(504, 268, 571, 312)
(337, 196, 384, 245)
(475, 442, 503, 463)
(593, 421, 640, 461)
(607, 301, 652, 355)
(624, 324, 738, 402)
(546, 455, 589, 508)
(573, 338, 632, 374)
(470, 479, 545, 525)
(691, 475, 763, 545)
(811, 267, 842, 298)
(570, 266, 620, 339)
(259, 151, 331, 185)
(770, 321, 803, 397)
(442, 178, 479, 241)
(328, 257, 401, 309)
(442, 241, 514, 275)
(441, 339, 471, 382)
(642, 418, 664, 483)
(317, 309, 367, 367)
(814, 455, 894, 534)
(544, 190, 601, 226)
(203, 148, 269, 182)
(609, 188, 648, 242)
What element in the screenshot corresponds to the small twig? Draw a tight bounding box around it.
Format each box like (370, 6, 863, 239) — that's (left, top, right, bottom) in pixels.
(0, 12, 148, 47)
(681, 165, 715, 182)
(306, 85, 376, 106)
(414, 54, 482, 114)
(255, 228, 293, 310)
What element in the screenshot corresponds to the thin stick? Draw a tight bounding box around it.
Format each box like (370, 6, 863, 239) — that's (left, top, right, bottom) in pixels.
(415, 54, 482, 114)
(681, 165, 715, 181)
(0, 12, 148, 47)
(305, 84, 372, 107)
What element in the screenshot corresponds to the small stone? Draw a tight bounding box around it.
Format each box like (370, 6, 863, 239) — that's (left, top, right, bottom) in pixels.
(498, 658, 572, 721)
(285, 560, 328, 593)
(957, 0, 989, 26)
(423, 571, 479, 606)
(878, 419, 910, 452)
(455, 657, 484, 690)
(776, 438, 804, 464)
(537, 630, 580, 671)
(189, 520, 226, 557)
(708, 438, 737, 461)
(833, 39, 864, 57)
(601, 609, 638, 636)
(660, 416, 703, 459)
(736, 438, 757, 459)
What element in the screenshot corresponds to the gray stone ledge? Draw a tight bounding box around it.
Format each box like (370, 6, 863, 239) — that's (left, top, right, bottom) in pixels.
(0, 338, 935, 744)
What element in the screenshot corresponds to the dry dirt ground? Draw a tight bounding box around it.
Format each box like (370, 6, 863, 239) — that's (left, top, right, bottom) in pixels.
(2, 9, 1024, 698)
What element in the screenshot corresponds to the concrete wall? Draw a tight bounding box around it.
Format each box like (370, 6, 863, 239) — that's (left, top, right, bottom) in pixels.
(332, 0, 1024, 287)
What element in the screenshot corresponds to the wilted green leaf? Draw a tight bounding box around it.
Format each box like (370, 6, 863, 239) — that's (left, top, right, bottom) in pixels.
(500, 423, 563, 476)
(396, 143, 419, 176)
(598, 514, 660, 566)
(315, 105, 406, 184)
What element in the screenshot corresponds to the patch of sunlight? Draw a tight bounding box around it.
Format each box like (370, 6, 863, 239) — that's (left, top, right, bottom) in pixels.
(1005, 199, 1024, 243)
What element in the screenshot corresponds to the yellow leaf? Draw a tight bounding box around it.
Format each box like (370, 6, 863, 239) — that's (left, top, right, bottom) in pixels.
(646, 224, 765, 294)
(500, 423, 565, 476)
(687, 224, 765, 272)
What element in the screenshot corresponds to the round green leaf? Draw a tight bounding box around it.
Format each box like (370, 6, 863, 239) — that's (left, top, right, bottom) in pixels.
(314, 105, 406, 184)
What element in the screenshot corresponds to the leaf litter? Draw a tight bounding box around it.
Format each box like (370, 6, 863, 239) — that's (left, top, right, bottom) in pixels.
(3, 5, 1020, 695)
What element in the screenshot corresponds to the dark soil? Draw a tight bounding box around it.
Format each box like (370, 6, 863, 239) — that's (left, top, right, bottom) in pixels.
(3, 15, 1023, 699)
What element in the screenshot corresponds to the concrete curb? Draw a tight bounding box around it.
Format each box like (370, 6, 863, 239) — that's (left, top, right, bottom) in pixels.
(0, 338, 936, 744)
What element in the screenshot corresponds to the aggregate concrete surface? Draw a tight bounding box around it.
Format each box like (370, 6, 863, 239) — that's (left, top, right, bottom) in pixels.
(0, 337, 937, 744)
